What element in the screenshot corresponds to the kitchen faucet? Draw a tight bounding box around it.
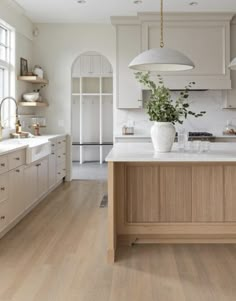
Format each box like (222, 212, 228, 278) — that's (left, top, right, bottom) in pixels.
(0, 96, 19, 140)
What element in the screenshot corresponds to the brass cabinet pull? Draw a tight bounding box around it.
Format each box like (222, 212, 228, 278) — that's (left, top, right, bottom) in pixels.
(52, 144, 55, 146)
(58, 155, 61, 158)
(51, 152, 55, 155)
(36, 163, 41, 167)
(0, 216, 5, 220)
(15, 169, 20, 172)
(58, 172, 61, 175)
(0, 187, 5, 191)
(15, 157, 20, 161)
(1, 163, 5, 167)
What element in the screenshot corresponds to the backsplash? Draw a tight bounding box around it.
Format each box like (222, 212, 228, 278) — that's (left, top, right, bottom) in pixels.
(115, 90, 236, 136)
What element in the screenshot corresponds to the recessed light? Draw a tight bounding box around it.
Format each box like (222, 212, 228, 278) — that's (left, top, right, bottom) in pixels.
(189, 1, 198, 6)
(77, 0, 86, 3)
(133, 0, 142, 4)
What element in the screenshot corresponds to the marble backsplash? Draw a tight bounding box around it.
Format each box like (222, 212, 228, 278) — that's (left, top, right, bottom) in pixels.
(115, 90, 236, 136)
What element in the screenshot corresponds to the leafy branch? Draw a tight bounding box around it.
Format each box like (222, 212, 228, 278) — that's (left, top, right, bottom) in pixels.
(135, 72, 206, 124)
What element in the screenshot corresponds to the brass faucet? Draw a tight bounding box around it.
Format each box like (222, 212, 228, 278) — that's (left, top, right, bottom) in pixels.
(0, 96, 19, 140)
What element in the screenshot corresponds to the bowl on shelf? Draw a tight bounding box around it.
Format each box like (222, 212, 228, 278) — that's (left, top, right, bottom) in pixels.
(23, 92, 39, 102)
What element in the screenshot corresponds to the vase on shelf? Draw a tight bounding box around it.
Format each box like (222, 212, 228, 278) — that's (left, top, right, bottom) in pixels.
(150, 122, 176, 153)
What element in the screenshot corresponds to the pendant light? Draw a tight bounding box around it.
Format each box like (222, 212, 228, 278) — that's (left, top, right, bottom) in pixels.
(129, 0, 195, 71)
(229, 58, 236, 70)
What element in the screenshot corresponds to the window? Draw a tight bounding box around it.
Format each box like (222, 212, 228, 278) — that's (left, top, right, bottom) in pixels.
(0, 20, 15, 129)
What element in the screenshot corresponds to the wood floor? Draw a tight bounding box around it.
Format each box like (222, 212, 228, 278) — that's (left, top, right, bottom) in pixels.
(1, 180, 236, 301)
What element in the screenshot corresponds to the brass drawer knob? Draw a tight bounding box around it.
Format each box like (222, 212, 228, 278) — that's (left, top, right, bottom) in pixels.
(15, 169, 20, 172)
(1, 187, 5, 191)
(1, 163, 5, 167)
(0, 216, 5, 220)
(15, 157, 20, 161)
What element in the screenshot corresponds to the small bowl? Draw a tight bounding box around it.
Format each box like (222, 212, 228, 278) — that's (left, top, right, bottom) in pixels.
(23, 92, 39, 102)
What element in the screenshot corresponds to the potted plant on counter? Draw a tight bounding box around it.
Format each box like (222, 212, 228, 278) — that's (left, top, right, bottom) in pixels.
(135, 72, 206, 152)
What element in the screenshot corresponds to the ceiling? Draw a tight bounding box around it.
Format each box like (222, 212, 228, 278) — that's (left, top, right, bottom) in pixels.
(14, 0, 236, 23)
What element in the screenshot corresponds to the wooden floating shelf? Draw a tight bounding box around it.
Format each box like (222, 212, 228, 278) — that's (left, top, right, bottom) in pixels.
(18, 101, 49, 107)
(18, 76, 49, 84)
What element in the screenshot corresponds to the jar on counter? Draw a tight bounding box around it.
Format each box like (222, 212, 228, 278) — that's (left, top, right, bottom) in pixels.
(223, 120, 236, 135)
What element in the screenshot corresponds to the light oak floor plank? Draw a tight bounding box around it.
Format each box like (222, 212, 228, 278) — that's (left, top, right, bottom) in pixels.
(0, 180, 236, 301)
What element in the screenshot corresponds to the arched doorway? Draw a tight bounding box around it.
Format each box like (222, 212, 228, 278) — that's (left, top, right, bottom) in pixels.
(71, 51, 113, 180)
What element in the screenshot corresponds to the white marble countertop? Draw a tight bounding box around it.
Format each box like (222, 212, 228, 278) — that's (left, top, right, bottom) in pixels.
(0, 134, 66, 156)
(115, 134, 236, 139)
(106, 142, 236, 162)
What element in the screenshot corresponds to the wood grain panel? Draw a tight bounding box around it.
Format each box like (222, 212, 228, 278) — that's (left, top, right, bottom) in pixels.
(192, 166, 223, 222)
(224, 166, 236, 221)
(126, 165, 159, 223)
(160, 166, 192, 222)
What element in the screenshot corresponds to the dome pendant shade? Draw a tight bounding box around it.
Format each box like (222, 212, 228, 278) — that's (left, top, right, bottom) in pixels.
(129, 47, 195, 71)
(229, 57, 236, 70)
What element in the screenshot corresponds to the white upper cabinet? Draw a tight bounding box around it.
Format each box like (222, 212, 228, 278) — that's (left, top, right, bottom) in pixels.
(112, 13, 234, 108)
(141, 13, 233, 90)
(73, 54, 112, 77)
(115, 22, 142, 109)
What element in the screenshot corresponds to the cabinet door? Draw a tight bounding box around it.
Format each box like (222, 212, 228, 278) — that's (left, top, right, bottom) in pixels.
(0, 200, 9, 232)
(8, 166, 25, 222)
(160, 166, 192, 222)
(48, 153, 56, 190)
(80, 55, 101, 77)
(192, 166, 224, 222)
(224, 166, 236, 221)
(126, 165, 159, 223)
(117, 25, 142, 108)
(24, 164, 37, 209)
(101, 56, 112, 76)
(37, 158, 48, 200)
(144, 19, 231, 89)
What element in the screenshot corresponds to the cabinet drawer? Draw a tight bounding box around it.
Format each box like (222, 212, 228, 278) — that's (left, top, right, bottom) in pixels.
(0, 200, 9, 232)
(0, 173, 8, 204)
(8, 150, 26, 170)
(57, 163, 66, 182)
(57, 136, 66, 149)
(56, 147, 66, 164)
(0, 155, 8, 175)
(50, 139, 57, 152)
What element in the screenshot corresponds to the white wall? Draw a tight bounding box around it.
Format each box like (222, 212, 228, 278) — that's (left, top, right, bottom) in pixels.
(0, 0, 34, 127)
(33, 23, 116, 134)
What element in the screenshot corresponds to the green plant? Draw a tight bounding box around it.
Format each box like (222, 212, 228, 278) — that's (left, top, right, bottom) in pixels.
(135, 72, 206, 124)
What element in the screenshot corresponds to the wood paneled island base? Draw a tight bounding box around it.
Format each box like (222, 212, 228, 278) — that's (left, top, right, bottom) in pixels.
(107, 160, 236, 263)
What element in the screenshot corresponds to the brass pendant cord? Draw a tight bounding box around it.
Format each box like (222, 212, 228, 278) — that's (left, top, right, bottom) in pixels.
(160, 0, 164, 48)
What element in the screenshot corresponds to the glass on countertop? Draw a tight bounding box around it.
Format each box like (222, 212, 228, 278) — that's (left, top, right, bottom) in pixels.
(177, 129, 189, 152)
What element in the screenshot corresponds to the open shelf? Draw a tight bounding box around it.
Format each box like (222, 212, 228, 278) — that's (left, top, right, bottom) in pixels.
(18, 101, 49, 107)
(18, 76, 48, 84)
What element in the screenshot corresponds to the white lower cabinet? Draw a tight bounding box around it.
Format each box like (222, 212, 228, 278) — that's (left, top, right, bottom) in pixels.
(24, 164, 38, 209)
(0, 135, 67, 238)
(24, 157, 49, 208)
(48, 152, 56, 190)
(9, 166, 25, 222)
(37, 158, 48, 200)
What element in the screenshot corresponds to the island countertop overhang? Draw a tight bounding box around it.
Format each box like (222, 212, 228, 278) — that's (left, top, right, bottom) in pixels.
(106, 142, 236, 162)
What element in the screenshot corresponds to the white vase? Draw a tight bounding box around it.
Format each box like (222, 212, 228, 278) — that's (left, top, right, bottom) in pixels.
(150, 122, 176, 152)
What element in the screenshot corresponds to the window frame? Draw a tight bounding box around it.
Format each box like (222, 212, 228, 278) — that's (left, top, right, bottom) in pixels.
(0, 20, 15, 130)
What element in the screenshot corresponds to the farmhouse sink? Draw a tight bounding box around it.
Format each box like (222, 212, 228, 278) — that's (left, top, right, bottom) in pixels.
(0, 138, 51, 164)
(25, 140, 51, 164)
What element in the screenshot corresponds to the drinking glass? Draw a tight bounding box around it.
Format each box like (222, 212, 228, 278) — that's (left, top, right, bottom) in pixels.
(178, 129, 188, 152)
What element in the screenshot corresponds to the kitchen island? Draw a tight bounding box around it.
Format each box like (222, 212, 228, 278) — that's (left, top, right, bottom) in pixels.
(106, 143, 236, 262)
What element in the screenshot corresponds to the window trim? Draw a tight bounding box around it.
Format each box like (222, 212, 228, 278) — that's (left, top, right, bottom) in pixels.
(0, 19, 15, 130)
